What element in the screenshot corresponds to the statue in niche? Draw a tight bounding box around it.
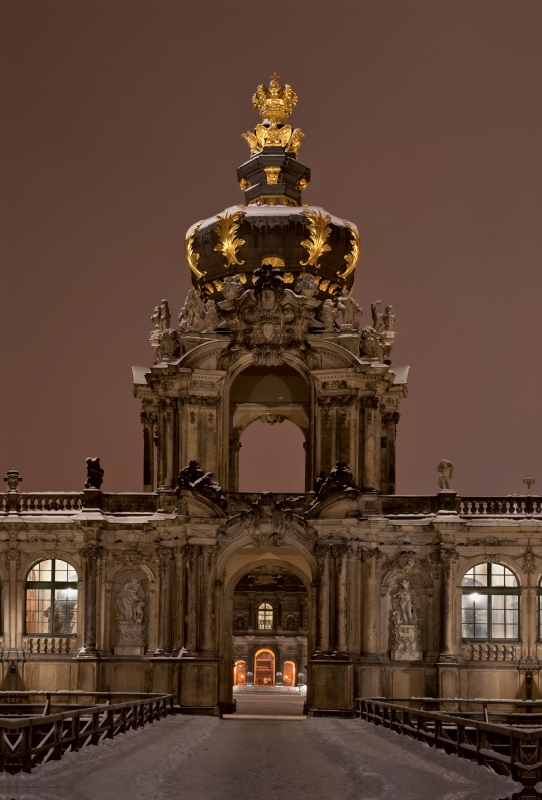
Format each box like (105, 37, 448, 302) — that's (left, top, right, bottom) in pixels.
(202, 299, 221, 333)
(116, 577, 145, 623)
(319, 298, 339, 331)
(84, 457, 104, 490)
(437, 459, 454, 491)
(391, 580, 422, 661)
(178, 290, 201, 331)
(337, 289, 362, 329)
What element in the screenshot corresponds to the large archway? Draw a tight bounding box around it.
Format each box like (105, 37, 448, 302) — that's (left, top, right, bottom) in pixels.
(218, 544, 314, 714)
(238, 418, 306, 493)
(227, 363, 311, 491)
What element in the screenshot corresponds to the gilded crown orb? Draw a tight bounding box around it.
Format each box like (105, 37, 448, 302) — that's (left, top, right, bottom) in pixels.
(252, 73, 298, 124)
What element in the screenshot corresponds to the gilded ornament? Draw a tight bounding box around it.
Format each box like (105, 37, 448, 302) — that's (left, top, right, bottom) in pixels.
(319, 279, 330, 292)
(264, 166, 281, 185)
(236, 272, 247, 284)
(213, 279, 223, 291)
(337, 221, 361, 280)
(261, 256, 285, 268)
(213, 210, 246, 269)
(249, 195, 297, 207)
(300, 209, 332, 269)
(283, 272, 294, 283)
(203, 282, 214, 294)
(239, 178, 251, 191)
(296, 178, 308, 191)
(242, 74, 305, 156)
(184, 222, 206, 280)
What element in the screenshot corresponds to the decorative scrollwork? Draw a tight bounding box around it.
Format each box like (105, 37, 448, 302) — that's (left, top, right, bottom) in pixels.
(185, 222, 206, 280)
(214, 210, 245, 269)
(300, 210, 332, 269)
(337, 221, 361, 280)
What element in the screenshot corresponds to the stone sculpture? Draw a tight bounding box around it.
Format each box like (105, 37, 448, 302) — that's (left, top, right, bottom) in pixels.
(117, 577, 145, 623)
(391, 580, 421, 661)
(84, 458, 104, 490)
(295, 272, 319, 299)
(319, 298, 339, 331)
(178, 290, 201, 332)
(115, 577, 146, 655)
(312, 461, 359, 505)
(384, 305, 396, 331)
(371, 301, 386, 332)
(337, 289, 362, 329)
(438, 460, 454, 491)
(221, 492, 311, 548)
(202, 299, 221, 333)
(177, 460, 227, 508)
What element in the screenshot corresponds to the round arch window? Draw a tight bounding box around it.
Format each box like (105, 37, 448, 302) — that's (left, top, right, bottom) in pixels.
(258, 602, 273, 630)
(461, 562, 519, 640)
(25, 559, 78, 635)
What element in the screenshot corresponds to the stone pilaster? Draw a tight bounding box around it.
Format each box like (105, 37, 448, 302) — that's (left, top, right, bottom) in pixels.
(335, 546, 348, 653)
(362, 548, 382, 657)
(201, 544, 218, 654)
(439, 548, 459, 662)
(361, 397, 380, 492)
(381, 411, 400, 495)
(140, 409, 157, 492)
(184, 545, 199, 653)
(316, 546, 331, 653)
(78, 543, 104, 656)
(155, 546, 173, 655)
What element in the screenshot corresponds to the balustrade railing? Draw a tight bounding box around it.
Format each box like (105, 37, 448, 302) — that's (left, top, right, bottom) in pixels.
(22, 636, 77, 655)
(357, 697, 542, 799)
(2, 490, 542, 518)
(0, 691, 174, 773)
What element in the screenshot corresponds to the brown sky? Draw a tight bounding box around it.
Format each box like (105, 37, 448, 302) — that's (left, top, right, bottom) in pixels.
(2, 1, 542, 497)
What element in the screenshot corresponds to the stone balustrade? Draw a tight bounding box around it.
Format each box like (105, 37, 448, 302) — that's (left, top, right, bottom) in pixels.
(462, 642, 518, 661)
(460, 497, 542, 516)
(22, 636, 76, 655)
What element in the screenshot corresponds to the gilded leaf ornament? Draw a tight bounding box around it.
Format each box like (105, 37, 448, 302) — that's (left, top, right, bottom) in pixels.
(337, 221, 361, 280)
(300, 210, 332, 269)
(214, 210, 246, 269)
(185, 222, 206, 280)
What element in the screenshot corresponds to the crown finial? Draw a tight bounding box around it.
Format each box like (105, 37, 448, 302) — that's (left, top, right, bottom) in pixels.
(252, 74, 298, 124)
(242, 75, 304, 157)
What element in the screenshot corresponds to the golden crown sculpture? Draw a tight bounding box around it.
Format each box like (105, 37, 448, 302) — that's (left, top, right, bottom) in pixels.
(252, 73, 298, 123)
(242, 74, 305, 157)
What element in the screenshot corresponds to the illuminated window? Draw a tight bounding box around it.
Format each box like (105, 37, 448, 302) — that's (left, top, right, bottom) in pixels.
(25, 559, 78, 635)
(258, 602, 273, 630)
(461, 562, 519, 640)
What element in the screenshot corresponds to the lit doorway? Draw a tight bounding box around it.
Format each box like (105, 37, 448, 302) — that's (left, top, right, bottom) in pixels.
(233, 660, 246, 686)
(254, 649, 275, 686)
(283, 660, 296, 686)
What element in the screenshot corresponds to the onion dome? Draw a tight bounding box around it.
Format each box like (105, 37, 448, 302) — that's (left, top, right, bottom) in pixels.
(184, 75, 361, 303)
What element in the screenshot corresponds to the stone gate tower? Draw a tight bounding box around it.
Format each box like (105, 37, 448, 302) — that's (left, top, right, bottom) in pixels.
(134, 74, 408, 498)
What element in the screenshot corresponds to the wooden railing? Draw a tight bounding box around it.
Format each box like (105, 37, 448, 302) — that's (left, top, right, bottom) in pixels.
(357, 697, 542, 799)
(0, 691, 174, 773)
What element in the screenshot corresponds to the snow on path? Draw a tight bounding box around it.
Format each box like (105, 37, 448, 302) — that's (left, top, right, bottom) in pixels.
(0, 715, 519, 800)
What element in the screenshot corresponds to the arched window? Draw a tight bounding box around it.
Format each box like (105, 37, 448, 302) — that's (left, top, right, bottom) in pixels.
(461, 562, 519, 640)
(258, 602, 273, 630)
(25, 559, 78, 635)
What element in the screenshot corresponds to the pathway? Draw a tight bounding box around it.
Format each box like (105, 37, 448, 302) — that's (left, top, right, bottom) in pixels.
(0, 711, 518, 800)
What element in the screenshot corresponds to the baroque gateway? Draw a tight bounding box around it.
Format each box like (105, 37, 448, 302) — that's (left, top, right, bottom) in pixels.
(1, 76, 537, 715)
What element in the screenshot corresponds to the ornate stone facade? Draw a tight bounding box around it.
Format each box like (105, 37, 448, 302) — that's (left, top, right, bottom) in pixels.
(2, 77, 540, 716)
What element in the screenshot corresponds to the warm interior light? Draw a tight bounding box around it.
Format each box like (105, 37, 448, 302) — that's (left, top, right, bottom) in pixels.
(470, 592, 481, 601)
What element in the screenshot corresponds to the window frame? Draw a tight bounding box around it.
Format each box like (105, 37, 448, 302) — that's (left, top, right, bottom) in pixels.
(461, 562, 520, 642)
(25, 558, 79, 637)
(257, 602, 274, 631)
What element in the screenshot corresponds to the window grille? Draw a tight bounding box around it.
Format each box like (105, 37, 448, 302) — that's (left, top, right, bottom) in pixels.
(461, 562, 519, 640)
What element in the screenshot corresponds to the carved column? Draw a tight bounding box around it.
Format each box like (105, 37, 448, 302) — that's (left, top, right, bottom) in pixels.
(160, 398, 177, 489)
(362, 548, 382, 657)
(381, 411, 400, 495)
(185, 545, 199, 653)
(361, 397, 380, 492)
(335, 546, 348, 653)
(141, 410, 157, 492)
(155, 547, 173, 654)
(439, 549, 458, 661)
(201, 544, 217, 654)
(317, 546, 330, 653)
(79, 544, 103, 655)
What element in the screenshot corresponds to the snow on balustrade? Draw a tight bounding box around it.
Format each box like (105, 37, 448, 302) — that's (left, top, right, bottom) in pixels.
(22, 636, 76, 655)
(460, 496, 542, 515)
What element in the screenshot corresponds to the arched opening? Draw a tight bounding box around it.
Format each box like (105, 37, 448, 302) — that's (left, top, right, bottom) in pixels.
(238, 419, 306, 493)
(233, 660, 246, 686)
(283, 660, 296, 687)
(25, 558, 79, 636)
(254, 649, 275, 686)
(229, 363, 310, 493)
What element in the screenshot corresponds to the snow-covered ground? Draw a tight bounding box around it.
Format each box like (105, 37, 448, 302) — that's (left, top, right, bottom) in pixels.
(0, 714, 520, 800)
